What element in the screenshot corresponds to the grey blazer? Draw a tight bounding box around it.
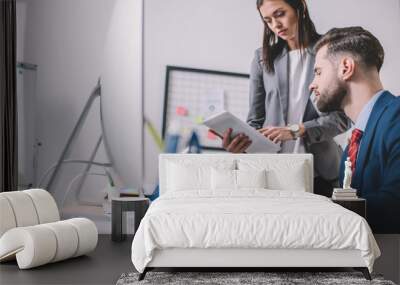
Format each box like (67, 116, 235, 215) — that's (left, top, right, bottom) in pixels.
(247, 47, 351, 180)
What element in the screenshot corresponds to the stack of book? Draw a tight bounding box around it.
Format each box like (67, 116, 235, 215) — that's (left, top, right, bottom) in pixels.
(332, 188, 358, 200)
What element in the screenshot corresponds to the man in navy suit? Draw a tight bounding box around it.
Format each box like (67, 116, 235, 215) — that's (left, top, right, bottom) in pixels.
(309, 27, 400, 233)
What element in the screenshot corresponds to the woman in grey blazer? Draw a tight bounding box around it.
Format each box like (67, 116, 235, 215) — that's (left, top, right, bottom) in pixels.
(220, 0, 351, 196)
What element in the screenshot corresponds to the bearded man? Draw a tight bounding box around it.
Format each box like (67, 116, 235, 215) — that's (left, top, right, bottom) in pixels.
(309, 26, 400, 233)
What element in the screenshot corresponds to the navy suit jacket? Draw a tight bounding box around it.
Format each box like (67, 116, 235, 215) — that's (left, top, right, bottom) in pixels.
(339, 91, 400, 233)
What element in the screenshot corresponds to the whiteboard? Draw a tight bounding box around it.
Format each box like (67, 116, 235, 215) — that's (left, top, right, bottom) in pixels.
(162, 66, 249, 149)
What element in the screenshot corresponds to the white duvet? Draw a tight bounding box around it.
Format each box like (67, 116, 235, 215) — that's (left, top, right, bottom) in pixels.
(131, 190, 380, 273)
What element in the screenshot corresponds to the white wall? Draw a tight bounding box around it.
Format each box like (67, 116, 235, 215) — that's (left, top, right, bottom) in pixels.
(143, 0, 400, 189)
(21, 0, 116, 205)
(143, 0, 263, 191)
(308, 0, 400, 94)
(101, 0, 144, 194)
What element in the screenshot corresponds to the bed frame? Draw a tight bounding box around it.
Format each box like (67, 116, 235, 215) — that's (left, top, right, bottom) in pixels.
(139, 248, 371, 280)
(138, 154, 372, 281)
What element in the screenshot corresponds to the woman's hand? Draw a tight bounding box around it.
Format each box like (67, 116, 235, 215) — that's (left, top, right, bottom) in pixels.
(209, 128, 252, 153)
(259, 127, 294, 143)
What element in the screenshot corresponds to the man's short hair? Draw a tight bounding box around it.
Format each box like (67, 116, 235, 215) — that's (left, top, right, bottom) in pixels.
(314, 26, 385, 72)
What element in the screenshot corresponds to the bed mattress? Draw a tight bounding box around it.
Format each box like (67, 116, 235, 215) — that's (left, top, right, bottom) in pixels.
(131, 190, 380, 273)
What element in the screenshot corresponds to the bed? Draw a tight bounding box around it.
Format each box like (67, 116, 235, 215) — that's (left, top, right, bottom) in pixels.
(131, 154, 380, 280)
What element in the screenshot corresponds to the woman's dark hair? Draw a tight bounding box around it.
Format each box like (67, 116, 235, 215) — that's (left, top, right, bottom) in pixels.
(256, 0, 320, 73)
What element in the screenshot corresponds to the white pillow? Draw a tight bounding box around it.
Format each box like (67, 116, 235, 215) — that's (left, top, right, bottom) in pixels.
(166, 159, 235, 192)
(211, 168, 267, 190)
(236, 169, 267, 189)
(211, 169, 236, 190)
(237, 159, 308, 192)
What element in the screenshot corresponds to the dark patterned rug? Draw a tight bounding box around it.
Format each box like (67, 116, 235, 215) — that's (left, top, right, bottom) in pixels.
(116, 271, 396, 285)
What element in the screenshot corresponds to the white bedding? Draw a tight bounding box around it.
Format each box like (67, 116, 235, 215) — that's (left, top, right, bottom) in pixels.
(131, 190, 380, 273)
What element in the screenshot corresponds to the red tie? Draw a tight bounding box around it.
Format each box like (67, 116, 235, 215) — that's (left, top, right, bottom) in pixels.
(348, 129, 363, 173)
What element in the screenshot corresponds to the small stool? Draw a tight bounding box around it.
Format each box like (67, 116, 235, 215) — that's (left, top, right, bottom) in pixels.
(111, 197, 149, 242)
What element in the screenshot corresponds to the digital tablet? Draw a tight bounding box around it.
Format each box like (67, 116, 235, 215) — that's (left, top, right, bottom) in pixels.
(203, 111, 281, 153)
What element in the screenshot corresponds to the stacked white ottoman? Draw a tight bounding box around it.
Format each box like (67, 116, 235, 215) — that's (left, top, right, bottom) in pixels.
(0, 189, 98, 269)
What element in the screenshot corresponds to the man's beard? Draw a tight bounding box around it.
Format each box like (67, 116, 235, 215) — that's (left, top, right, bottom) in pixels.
(316, 80, 348, 113)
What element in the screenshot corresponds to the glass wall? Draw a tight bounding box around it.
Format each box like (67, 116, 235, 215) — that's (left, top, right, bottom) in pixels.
(16, 62, 39, 189)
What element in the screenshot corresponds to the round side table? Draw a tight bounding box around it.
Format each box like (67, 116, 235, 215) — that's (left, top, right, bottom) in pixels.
(111, 197, 149, 242)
